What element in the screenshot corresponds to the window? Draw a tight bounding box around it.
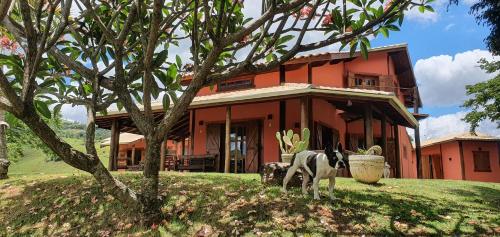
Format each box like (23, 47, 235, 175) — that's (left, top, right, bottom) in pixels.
(473, 151, 491, 172)
(218, 77, 254, 91)
(353, 74, 379, 89)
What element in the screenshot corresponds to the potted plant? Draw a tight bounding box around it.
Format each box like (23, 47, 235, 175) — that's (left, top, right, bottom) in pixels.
(275, 128, 310, 163)
(349, 145, 385, 184)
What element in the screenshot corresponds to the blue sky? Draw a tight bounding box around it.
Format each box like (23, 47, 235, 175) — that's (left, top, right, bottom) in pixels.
(365, 0, 500, 139)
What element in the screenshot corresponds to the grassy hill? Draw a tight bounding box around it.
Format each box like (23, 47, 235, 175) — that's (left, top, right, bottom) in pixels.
(8, 138, 109, 176)
(0, 173, 499, 236)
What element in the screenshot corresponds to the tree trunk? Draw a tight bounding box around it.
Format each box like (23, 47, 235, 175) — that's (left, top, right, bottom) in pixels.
(0, 109, 9, 179)
(139, 136, 163, 226)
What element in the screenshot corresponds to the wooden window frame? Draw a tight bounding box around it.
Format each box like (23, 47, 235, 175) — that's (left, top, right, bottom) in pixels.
(217, 76, 255, 92)
(473, 150, 491, 172)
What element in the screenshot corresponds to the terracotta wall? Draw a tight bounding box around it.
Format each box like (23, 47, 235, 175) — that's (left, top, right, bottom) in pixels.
(400, 126, 416, 178)
(192, 101, 280, 163)
(462, 141, 500, 182)
(410, 141, 499, 182)
(192, 51, 408, 105)
(311, 62, 344, 87)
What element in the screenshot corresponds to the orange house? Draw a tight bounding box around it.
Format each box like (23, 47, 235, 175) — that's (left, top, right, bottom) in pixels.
(409, 133, 500, 182)
(96, 43, 423, 177)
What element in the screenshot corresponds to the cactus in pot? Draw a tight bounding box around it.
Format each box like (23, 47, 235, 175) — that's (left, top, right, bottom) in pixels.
(275, 128, 310, 163)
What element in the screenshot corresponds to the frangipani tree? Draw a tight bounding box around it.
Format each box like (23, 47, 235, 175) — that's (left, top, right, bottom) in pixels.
(0, 0, 433, 225)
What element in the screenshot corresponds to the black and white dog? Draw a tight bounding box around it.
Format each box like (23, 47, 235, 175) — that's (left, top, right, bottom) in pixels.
(282, 143, 346, 200)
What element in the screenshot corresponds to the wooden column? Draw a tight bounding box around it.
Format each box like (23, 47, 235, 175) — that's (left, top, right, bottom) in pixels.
(381, 116, 387, 156)
(108, 120, 120, 171)
(224, 106, 231, 173)
(413, 87, 422, 179)
(393, 124, 401, 178)
(160, 139, 166, 171)
(190, 109, 196, 155)
(300, 97, 308, 132)
(131, 147, 136, 165)
(279, 100, 286, 161)
(363, 105, 374, 148)
(181, 139, 186, 155)
(459, 141, 466, 180)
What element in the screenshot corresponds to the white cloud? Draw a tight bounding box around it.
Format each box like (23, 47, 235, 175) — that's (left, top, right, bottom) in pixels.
(60, 104, 87, 123)
(463, 0, 479, 6)
(415, 49, 499, 107)
(444, 23, 455, 31)
(407, 111, 500, 141)
(405, 8, 439, 23)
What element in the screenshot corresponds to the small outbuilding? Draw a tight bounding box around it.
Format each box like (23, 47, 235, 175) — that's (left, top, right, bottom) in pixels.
(412, 133, 500, 182)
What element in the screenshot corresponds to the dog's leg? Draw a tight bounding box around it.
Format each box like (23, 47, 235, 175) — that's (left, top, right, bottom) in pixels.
(313, 177, 320, 200)
(328, 176, 336, 201)
(302, 173, 310, 195)
(282, 165, 299, 194)
(302, 163, 314, 177)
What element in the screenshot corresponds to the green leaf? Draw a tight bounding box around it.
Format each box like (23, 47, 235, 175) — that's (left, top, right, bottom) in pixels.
(277, 35, 294, 45)
(153, 50, 169, 67)
(162, 93, 171, 111)
(349, 41, 358, 57)
(379, 27, 389, 37)
(53, 104, 63, 117)
(418, 5, 425, 13)
(35, 101, 51, 119)
(360, 41, 368, 60)
(176, 55, 182, 69)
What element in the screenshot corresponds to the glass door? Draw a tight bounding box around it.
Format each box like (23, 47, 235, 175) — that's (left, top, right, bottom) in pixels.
(230, 125, 247, 173)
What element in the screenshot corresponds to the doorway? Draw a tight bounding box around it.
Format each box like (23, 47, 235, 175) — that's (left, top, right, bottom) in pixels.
(206, 120, 262, 173)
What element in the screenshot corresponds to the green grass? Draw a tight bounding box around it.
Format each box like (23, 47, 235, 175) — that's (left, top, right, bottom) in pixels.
(0, 173, 499, 236)
(8, 138, 109, 176)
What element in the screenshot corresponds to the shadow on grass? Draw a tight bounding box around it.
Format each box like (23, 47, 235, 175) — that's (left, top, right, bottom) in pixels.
(0, 174, 498, 236)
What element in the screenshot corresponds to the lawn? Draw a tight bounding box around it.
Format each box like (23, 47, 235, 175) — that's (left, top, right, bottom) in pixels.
(0, 172, 498, 236)
(7, 138, 109, 176)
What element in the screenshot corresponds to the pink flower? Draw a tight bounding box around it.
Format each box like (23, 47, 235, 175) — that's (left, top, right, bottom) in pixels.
(151, 223, 158, 230)
(239, 34, 249, 44)
(0, 36, 11, 48)
(322, 12, 333, 26)
(300, 6, 313, 18)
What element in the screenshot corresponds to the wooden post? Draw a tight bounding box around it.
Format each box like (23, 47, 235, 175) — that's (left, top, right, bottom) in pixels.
(300, 97, 308, 132)
(108, 120, 120, 171)
(459, 141, 465, 180)
(413, 87, 422, 179)
(190, 109, 196, 155)
(364, 105, 374, 148)
(224, 106, 231, 173)
(160, 139, 166, 171)
(393, 124, 401, 178)
(279, 100, 286, 161)
(131, 147, 136, 165)
(381, 116, 387, 156)
(181, 139, 186, 155)
(234, 137, 238, 174)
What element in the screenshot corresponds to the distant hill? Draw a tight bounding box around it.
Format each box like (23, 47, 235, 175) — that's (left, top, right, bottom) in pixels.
(57, 120, 111, 142)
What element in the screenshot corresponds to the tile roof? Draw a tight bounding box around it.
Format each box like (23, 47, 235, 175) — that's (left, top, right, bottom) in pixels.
(421, 132, 500, 148)
(100, 132, 144, 146)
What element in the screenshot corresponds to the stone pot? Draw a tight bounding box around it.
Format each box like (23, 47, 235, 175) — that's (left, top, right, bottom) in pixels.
(281, 153, 294, 164)
(349, 155, 384, 184)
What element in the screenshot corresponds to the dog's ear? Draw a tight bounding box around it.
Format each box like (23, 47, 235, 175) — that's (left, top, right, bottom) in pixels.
(324, 144, 333, 155)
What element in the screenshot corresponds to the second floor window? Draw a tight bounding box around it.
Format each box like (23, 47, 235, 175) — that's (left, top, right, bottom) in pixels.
(218, 76, 255, 92)
(352, 74, 379, 88)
